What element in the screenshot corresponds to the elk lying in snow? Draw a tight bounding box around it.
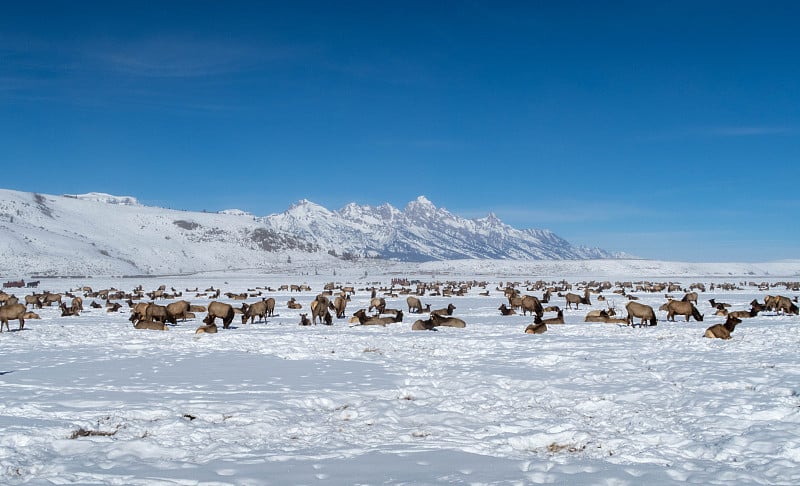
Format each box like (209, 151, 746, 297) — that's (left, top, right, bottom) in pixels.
(659, 300, 704, 322)
(708, 298, 731, 310)
(498, 303, 517, 316)
(524, 322, 547, 334)
(133, 319, 169, 331)
(534, 310, 564, 325)
(727, 308, 759, 319)
(429, 313, 465, 328)
(287, 298, 302, 309)
(704, 315, 741, 340)
(60, 302, 80, 317)
(195, 323, 218, 334)
(626, 302, 657, 327)
(0, 303, 27, 332)
(299, 313, 311, 326)
(431, 303, 456, 317)
(411, 318, 435, 331)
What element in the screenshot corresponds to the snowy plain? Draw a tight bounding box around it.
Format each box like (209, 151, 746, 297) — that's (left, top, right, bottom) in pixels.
(1, 264, 800, 485)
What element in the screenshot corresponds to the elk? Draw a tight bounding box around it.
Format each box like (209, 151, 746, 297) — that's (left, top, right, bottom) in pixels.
(520, 295, 544, 317)
(203, 301, 236, 329)
(681, 292, 699, 304)
(352, 309, 403, 326)
(431, 303, 456, 317)
(0, 303, 27, 332)
(299, 313, 311, 326)
(368, 297, 387, 314)
(564, 288, 591, 310)
(430, 313, 466, 328)
(498, 303, 517, 316)
(24, 294, 42, 309)
(241, 300, 269, 324)
(625, 302, 657, 327)
(411, 318, 435, 331)
(287, 297, 302, 309)
(331, 295, 350, 318)
(311, 295, 331, 324)
(659, 300, 704, 322)
(704, 315, 742, 340)
(524, 322, 547, 334)
(406, 296, 424, 313)
(133, 319, 169, 331)
(195, 323, 218, 334)
(166, 300, 191, 322)
(534, 310, 564, 325)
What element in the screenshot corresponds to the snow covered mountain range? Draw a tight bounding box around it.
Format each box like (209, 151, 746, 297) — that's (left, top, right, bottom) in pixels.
(0, 189, 623, 276)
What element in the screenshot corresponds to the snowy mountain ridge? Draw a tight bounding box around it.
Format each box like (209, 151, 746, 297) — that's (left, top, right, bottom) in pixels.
(0, 188, 625, 276)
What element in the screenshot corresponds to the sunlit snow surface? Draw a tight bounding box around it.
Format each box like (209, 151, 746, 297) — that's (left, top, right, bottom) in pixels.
(1, 271, 799, 485)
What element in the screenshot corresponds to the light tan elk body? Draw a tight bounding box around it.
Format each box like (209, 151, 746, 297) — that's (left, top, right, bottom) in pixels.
(430, 313, 466, 328)
(660, 300, 704, 322)
(626, 302, 657, 327)
(352, 309, 403, 326)
(0, 303, 27, 332)
(564, 289, 591, 310)
(204, 301, 236, 329)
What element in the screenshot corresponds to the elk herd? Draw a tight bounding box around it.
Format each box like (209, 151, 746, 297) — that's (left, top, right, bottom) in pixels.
(0, 277, 797, 343)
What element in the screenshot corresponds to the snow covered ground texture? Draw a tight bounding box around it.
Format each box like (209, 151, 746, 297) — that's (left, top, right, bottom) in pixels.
(1, 271, 799, 485)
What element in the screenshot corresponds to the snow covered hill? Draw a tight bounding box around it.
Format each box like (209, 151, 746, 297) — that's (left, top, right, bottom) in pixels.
(0, 189, 627, 276)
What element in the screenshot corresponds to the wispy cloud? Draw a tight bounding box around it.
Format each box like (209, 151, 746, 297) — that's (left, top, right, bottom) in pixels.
(644, 124, 797, 142)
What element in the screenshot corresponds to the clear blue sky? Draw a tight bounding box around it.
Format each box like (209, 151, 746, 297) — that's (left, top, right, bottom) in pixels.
(2, 1, 798, 262)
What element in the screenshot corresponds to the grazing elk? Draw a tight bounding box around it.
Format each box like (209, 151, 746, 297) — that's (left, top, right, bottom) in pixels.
(166, 300, 191, 322)
(520, 295, 544, 317)
(204, 301, 236, 329)
(368, 297, 387, 314)
(625, 302, 657, 327)
(659, 300, 704, 322)
(241, 300, 268, 324)
(704, 315, 742, 340)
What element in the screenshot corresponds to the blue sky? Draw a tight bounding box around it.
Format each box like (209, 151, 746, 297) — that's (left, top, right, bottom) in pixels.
(2, 1, 798, 262)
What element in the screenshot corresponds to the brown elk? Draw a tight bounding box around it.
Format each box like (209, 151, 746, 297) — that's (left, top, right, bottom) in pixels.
(299, 313, 311, 326)
(352, 309, 403, 326)
(311, 295, 331, 324)
(659, 300, 703, 322)
(368, 297, 387, 314)
(60, 302, 80, 317)
(195, 323, 218, 334)
(24, 294, 42, 309)
(429, 313, 466, 328)
(681, 292, 699, 304)
(241, 300, 269, 324)
(625, 302, 657, 327)
(287, 297, 302, 309)
(498, 303, 517, 316)
(564, 289, 591, 310)
(133, 319, 169, 331)
(520, 295, 544, 317)
(204, 301, 236, 328)
(431, 303, 456, 317)
(331, 295, 350, 318)
(524, 322, 547, 334)
(534, 310, 564, 325)
(0, 303, 27, 332)
(166, 300, 191, 322)
(406, 296, 424, 313)
(704, 315, 741, 340)
(411, 318, 435, 331)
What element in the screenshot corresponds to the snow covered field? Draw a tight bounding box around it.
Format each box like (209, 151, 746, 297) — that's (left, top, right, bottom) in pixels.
(2, 270, 799, 485)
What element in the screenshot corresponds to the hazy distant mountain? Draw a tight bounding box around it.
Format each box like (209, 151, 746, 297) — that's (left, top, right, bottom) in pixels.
(0, 189, 625, 276)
